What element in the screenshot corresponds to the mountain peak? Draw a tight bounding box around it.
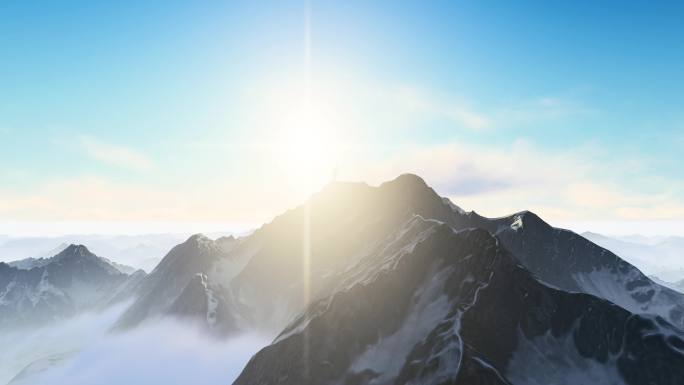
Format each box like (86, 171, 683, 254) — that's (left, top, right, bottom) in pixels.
(383, 173, 429, 189)
(514, 210, 549, 229)
(186, 233, 210, 243)
(48, 244, 125, 277)
(59, 244, 93, 258)
(378, 174, 445, 205)
(182, 234, 217, 251)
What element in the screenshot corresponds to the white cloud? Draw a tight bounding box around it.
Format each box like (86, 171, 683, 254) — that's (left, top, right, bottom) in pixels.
(1, 304, 269, 385)
(80, 137, 155, 172)
(374, 87, 591, 132)
(489, 95, 596, 128)
(0, 303, 130, 384)
(22, 323, 268, 385)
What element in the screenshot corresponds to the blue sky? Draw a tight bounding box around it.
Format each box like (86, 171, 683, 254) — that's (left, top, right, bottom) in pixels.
(1, 1, 683, 233)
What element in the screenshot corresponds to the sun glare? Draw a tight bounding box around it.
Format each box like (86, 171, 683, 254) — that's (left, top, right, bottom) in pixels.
(274, 97, 341, 194)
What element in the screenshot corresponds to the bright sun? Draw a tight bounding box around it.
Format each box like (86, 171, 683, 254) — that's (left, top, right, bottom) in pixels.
(273, 97, 342, 194)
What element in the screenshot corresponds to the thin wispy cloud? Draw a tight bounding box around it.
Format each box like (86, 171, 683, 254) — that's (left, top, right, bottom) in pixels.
(493, 96, 596, 126)
(80, 137, 155, 172)
(388, 86, 491, 130)
(383, 86, 591, 132)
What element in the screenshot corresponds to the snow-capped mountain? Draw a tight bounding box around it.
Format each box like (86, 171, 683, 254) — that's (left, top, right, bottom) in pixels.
(78, 173, 684, 384)
(235, 221, 684, 385)
(0, 233, 189, 273)
(452, 211, 684, 330)
(8, 252, 137, 275)
(0, 245, 142, 329)
(229, 174, 684, 384)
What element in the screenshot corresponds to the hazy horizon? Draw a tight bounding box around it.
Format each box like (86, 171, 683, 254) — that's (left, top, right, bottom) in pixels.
(2, 218, 684, 239)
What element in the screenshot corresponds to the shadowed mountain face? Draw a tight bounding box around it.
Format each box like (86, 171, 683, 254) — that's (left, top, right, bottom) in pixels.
(0, 245, 139, 329)
(462, 211, 684, 330)
(234, 224, 684, 385)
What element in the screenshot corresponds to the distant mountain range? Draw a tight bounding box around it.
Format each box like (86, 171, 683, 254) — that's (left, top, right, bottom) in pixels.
(0, 233, 191, 273)
(0, 245, 144, 329)
(8, 251, 137, 275)
(4, 174, 684, 384)
(583, 231, 684, 286)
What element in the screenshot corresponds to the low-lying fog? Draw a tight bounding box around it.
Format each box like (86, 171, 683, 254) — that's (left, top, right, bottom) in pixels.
(1, 303, 270, 385)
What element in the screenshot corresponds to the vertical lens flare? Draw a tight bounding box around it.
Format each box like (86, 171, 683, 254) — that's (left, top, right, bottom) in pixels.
(302, 1, 312, 381)
(302, 200, 311, 381)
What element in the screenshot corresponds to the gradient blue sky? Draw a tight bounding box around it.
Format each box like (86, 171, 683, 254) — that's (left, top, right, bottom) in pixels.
(1, 1, 683, 234)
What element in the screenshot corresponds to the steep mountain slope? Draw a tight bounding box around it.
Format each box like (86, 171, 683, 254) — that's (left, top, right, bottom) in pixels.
(166, 272, 250, 334)
(322, 174, 684, 331)
(464, 211, 684, 329)
(113, 234, 249, 331)
(113, 177, 470, 333)
(115, 174, 684, 337)
(0, 245, 135, 329)
(217, 176, 472, 332)
(234, 222, 684, 385)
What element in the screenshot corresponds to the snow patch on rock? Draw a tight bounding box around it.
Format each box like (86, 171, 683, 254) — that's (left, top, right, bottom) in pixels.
(442, 197, 467, 215)
(349, 264, 454, 383)
(574, 268, 676, 322)
(510, 215, 523, 231)
(205, 285, 218, 327)
(506, 327, 625, 385)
